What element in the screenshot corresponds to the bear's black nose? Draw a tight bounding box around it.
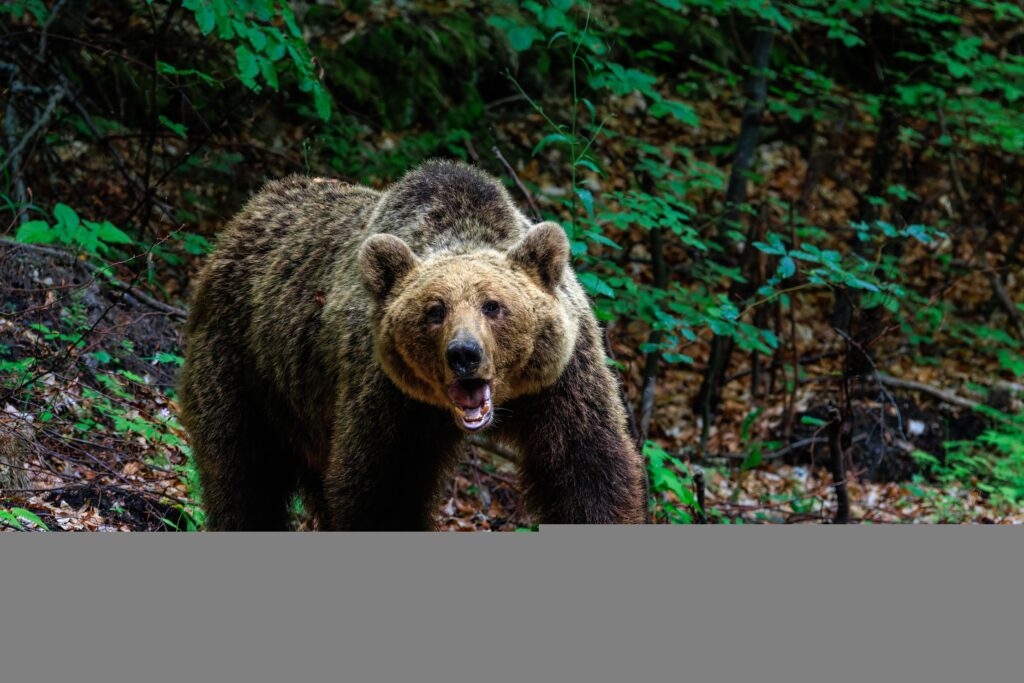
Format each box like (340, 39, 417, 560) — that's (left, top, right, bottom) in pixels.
(446, 339, 482, 377)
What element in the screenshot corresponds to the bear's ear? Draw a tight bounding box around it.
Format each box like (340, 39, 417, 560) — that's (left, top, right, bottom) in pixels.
(508, 222, 569, 292)
(359, 234, 419, 302)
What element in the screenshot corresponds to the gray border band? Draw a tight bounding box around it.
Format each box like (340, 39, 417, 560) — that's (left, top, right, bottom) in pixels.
(3, 528, 1021, 682)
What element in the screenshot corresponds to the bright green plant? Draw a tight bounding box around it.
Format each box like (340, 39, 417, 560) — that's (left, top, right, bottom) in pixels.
(645, 441, 697, 523)
(15, 204, 133, 257)
(0, 507, 49, 531)
(181, 0, 332, 120)
(914, 409, 1024, 509)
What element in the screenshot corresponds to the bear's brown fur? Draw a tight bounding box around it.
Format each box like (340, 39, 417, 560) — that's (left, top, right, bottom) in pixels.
(179, 160, 646, 529)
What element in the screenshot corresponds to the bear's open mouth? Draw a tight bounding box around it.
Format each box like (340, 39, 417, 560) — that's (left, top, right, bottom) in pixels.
(447, 378, 493, 431)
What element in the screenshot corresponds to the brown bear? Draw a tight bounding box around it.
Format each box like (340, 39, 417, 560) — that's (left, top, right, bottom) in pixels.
(178, 160, 647, 530)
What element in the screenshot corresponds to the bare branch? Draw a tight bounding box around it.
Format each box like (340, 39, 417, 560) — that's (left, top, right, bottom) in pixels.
(491, 146, 543, 222)
(0, 86, 66, 175)
(877, 374, 991, 414)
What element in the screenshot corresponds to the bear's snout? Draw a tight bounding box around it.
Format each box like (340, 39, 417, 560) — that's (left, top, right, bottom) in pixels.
(446, 338, 483, 377)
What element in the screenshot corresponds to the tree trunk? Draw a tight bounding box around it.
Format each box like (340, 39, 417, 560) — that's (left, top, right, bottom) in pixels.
(693, 25, 774, 425)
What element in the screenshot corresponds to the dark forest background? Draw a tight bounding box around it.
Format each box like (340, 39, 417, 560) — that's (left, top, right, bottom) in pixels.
(2, 0, 1023, 529)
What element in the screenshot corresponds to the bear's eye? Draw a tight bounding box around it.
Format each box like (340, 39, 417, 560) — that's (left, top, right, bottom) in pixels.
(482, 300, 502, 319)
(425, 302, 446, 325)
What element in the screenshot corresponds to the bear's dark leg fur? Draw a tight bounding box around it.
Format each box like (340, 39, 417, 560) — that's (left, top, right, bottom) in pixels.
(502, 324, 647, 524)
(322, 375, 462, 530)
(180, 339, 298, 531)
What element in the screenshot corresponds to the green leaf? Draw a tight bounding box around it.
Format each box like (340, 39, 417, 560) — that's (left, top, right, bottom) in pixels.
(578, 272, 615, 298)
(801, 416, 827, 427)
(0, 510, 23, 530)
(153, 352, 185, 366)
(507, 26, 542, 52)
(259, 56, 279, 91)
(778, 255, 796, 278)
(313, 85, 331, 121)
(10, 507, 48, 530)
(648, 99, 699, 126)
(485, 16, 513, 32)
(583, 230, 620, 249)
(753, 234, 787, 256)
(193, 3, 216, 35)
(235, 45, 261, 91)
(532, 132, 570, 156)
(947, 60, 972, 79)
(547, 30, 568, 47)
(740, 448, 763, 471)
(15, 220, 55, 244)
(94, 221, 133, 245)
(282, 6, 302, 38)
(741, 407, 764, 443)
(575, 188, 594, 220)
(53, 203, 79, 230)
(181, 232, 213, 255)
(247, 26, 267, 52)
(157, 61, 218, 86)
(158, 115, 187, 137)
(997, 349, 1024, 377)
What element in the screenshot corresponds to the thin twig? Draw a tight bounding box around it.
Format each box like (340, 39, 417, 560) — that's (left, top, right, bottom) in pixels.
(37, 0, 69, 59)
(981, 255, 1024, 338)
(491, 146, 542, 222)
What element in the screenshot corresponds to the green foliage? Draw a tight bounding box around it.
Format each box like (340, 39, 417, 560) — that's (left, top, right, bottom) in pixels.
(0, 507, 49, 531)
(0, 0, 47, 23)
(180, 0, 331, 120)
(16, 204, 133, 257)
(914, 410, 1024, 509)
(645, 441, 696, 523)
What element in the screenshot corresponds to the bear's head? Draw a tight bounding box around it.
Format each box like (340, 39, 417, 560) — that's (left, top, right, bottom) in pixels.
(359, 222, 578, 431)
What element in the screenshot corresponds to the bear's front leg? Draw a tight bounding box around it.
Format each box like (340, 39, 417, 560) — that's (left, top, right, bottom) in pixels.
(502, 328, 648, 524)
(322, 375, 462, 530)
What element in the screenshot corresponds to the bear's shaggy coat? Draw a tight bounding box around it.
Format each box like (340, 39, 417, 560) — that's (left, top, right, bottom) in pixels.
(179, 160, 646, 529)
